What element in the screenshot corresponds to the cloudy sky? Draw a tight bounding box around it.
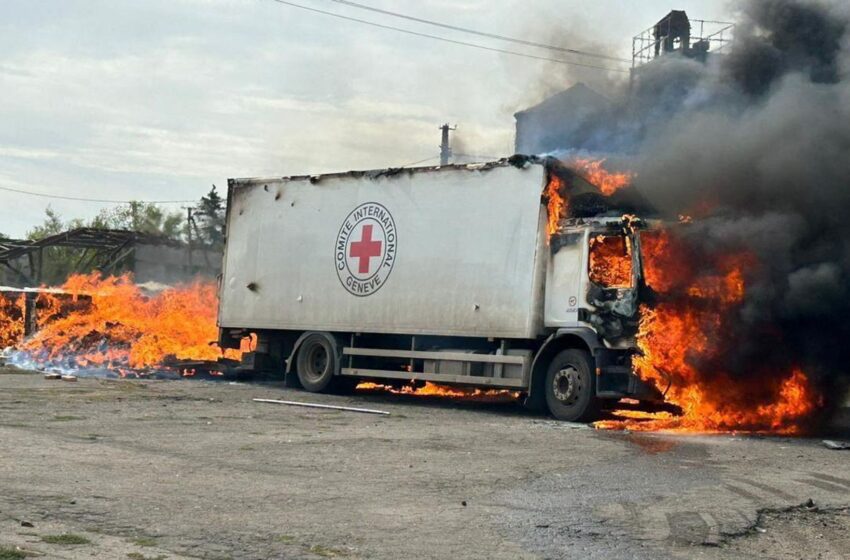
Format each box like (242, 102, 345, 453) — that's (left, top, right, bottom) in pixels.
(0, 0, 733, 237)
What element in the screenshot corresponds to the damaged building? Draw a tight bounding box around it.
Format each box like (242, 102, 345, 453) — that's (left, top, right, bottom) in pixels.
(514, 10, 734, 155)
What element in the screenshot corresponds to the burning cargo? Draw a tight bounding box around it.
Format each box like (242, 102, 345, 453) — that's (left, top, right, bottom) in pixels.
(218, 156, 657, 421)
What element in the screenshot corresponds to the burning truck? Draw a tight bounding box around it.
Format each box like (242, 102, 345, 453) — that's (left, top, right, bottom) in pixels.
(217, 155, 659, 422)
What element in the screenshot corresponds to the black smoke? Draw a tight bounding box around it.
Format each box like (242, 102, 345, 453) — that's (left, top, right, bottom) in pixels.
(627, 0, 850, 425)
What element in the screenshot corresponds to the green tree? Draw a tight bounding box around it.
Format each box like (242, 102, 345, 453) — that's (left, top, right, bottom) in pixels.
(91, 202, 183, 239)
(193, 185, 224, 249)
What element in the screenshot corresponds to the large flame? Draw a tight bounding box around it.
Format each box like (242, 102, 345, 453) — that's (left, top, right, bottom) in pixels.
(12, 273, 240, 372)
(596, 229, 820, 434)
(541, 159, 819, 434)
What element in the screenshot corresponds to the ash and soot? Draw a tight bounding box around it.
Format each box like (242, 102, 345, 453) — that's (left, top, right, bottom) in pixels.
(555, 0, 850, 434)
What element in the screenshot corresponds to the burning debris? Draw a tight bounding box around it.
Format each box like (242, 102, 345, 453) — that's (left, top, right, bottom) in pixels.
(0, 292, 25, 349)
(2, 273, 242, 377)
(356, 381, 520, 402)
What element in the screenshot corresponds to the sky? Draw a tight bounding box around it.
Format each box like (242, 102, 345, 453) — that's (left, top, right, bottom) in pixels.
(0, 0, 734, 237)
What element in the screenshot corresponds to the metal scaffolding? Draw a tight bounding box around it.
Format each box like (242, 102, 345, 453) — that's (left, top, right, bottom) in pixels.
(632, 11, 735, 71)
(0, 228, 176, 285)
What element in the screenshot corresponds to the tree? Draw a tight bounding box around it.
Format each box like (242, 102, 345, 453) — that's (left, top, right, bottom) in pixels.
(193, 185, 225, 249)
(19, 188, 222, 285)
(91, 202, 183, 239)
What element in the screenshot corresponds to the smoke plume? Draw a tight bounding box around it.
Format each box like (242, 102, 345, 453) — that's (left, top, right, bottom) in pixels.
(628, 0, 850, 424)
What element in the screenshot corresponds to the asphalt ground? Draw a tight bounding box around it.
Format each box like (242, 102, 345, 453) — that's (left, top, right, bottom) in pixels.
(0, 369, 848, 559)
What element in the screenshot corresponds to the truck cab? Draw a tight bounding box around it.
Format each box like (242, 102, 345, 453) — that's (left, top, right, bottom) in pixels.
(530, 215, 659, 420)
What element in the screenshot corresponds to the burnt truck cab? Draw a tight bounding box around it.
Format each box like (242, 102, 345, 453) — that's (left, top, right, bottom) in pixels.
(540, 216, 660, 413)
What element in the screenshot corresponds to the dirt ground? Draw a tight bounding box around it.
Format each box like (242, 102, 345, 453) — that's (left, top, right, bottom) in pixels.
(1, 368, 849, 560)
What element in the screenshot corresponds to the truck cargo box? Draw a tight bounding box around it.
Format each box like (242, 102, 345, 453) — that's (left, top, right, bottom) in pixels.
(219, 161, 548, 339)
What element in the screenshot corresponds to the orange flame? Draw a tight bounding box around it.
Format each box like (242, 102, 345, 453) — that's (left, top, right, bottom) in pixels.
(589, 234, 633, 288)
(0, 293, 25, 349)
(572, 158, 634, 195)
(546, 174, 566, 237)
(597, 229, 820, 434)
(357, 381, 519, 401)
(0, 291, 78, 349)
(17, 273, 240, 371)
(545, 159, 632, 238)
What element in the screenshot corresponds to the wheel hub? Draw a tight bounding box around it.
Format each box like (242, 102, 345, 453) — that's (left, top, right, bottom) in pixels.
(305, 345, 329, 379)
(553, 366, 580, 404)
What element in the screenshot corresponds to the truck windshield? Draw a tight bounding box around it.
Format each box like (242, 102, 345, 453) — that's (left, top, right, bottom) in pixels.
(589, 234, 633, 289)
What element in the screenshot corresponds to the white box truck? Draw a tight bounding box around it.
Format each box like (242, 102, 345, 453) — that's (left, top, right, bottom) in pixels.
(218, 155, 659, 421)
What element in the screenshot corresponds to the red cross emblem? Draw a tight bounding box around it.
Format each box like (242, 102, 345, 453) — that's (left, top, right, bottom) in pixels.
(348, 224, 383, 274)
(336, 202, 396, 297)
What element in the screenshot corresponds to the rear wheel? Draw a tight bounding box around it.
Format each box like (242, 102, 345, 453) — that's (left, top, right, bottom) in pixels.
(545, 349, 600, 422)
(296, 334, 337, 392)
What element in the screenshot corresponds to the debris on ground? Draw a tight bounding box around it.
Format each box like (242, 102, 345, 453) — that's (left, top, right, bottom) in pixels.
(253, 397, 390, 416)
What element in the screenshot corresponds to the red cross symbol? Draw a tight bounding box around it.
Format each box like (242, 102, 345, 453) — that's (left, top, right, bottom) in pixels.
(349, 224, 382, 274)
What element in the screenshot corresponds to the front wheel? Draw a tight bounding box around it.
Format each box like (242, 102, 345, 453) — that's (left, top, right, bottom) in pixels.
(544, 349, 600, 422)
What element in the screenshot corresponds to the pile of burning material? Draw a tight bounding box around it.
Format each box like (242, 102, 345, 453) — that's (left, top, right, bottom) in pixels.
(0, 287, 90, 350)
(3, 273, 243, 379)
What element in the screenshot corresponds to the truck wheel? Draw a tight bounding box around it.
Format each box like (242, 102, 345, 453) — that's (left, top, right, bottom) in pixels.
(296, 334, 337, 392)
(545, 349, 600, 422)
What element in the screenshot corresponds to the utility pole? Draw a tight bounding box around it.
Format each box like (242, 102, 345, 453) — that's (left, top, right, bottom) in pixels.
(439, 123, 457, 166)
(186, 206, 194, 270)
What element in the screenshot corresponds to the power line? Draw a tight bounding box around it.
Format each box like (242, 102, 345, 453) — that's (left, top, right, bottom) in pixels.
(327, 0, 630, 63)
(0, 184, 195, 204)
(266, 0, 629, 73)
(400, 156, 440, 167)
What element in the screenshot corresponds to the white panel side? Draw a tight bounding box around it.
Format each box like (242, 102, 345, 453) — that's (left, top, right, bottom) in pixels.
(219, 164, 548, 339)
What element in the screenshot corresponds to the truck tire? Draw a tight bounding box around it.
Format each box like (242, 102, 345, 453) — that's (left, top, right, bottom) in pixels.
(545, 349, 600, 422)
(295, 334, 337, 392)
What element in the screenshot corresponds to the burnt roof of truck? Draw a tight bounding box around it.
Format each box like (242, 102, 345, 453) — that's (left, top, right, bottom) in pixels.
(229, 154, 550, 185)
(229, 154, 658, 218)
